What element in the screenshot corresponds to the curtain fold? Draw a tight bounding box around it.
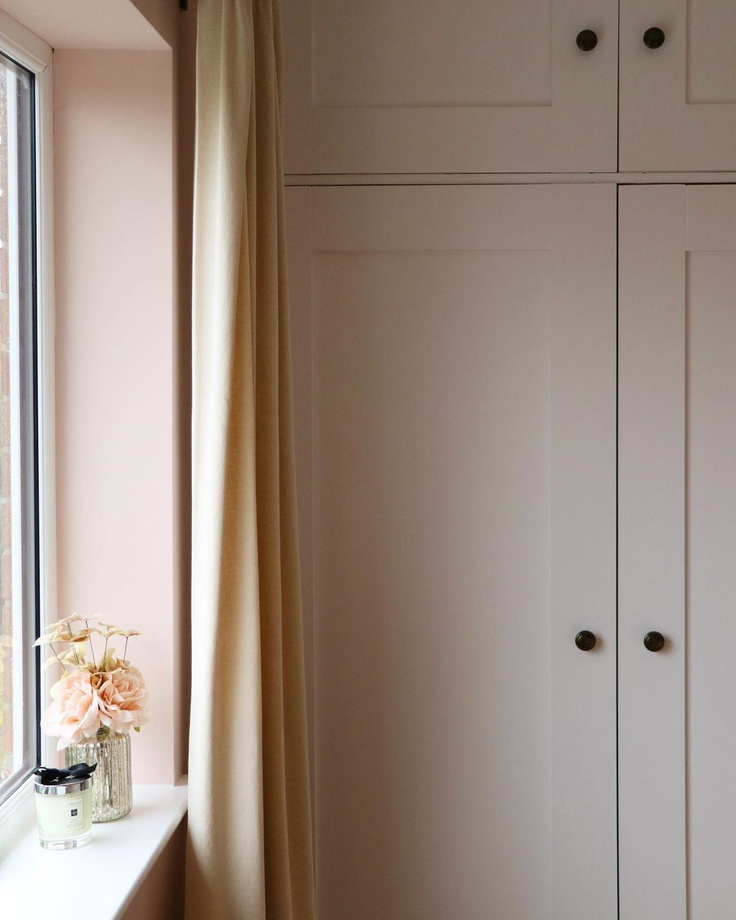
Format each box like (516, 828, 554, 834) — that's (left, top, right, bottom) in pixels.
(185, 1, 315, 917)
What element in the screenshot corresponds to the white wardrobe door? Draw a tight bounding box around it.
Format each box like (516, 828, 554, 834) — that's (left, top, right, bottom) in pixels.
(619, 185, 736, 919)
(282, 0, 618, 174)
(620, 1, 736, 170)
(288, 185, 617, 920)
(619, 185, 687, 920)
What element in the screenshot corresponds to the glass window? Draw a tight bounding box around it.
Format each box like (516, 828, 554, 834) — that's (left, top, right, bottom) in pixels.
(0, 50, 40, 803)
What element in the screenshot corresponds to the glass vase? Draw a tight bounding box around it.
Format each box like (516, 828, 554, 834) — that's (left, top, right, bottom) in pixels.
(65, 729, 133, 822)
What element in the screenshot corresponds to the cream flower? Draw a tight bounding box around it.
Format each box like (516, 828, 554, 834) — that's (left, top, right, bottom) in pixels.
(38, 615, 148, 746)
(41, 671, 102, 750)
(96, 667, 149, 735)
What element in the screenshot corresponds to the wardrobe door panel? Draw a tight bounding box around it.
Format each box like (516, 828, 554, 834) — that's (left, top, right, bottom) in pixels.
(620, 185, 736, 918)
(686, 249, 736, 918)
(620, 1, 736, 170)
(619, 184, 687, 920)
(283, 0, 619, 174)
(302, 185, 617, 919)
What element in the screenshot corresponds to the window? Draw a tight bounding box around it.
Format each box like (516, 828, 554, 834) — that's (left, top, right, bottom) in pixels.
(0, 15, 52, 810)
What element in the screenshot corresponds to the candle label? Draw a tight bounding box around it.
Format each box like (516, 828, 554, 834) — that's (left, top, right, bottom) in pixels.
(64, 796, 84, 830)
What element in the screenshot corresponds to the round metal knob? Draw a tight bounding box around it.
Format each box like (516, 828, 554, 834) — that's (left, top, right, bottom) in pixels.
(575, 630, 597, 651)
(576, 29, 598, 52)
(644, 631, 666, 652)
(643, 27, 666, 49)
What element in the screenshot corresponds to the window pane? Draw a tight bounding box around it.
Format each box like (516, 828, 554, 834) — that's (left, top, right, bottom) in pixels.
(0, 52, 37, 797)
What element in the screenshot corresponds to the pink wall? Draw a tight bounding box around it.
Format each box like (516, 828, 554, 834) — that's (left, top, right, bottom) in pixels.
(131, 0, 179, 48)
(54, 49, 178, 784)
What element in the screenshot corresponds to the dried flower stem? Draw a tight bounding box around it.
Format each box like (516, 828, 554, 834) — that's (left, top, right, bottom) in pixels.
(85, 618, 96, 668)
(67, 624, 80, 665)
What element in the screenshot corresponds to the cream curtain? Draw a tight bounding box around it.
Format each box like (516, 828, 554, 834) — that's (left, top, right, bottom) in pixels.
(185, 1, 315, 917)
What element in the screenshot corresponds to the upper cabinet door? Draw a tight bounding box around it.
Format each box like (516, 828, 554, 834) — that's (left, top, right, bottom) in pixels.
(620, 0, 736, 170)
(283, 0, 618, 174)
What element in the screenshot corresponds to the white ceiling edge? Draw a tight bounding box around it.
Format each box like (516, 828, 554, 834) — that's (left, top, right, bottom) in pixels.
(0, 0, 169, 51)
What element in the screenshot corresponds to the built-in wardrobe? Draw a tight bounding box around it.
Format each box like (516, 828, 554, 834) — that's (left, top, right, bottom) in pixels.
(282, 3, 736, 917)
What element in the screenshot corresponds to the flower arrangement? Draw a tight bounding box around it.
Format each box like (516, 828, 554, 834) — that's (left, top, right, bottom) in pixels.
(35, 615, 149, 750)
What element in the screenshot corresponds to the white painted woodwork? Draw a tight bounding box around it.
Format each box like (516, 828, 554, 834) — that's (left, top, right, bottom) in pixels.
(619, 185, 736, 918)
(286, 172, 736, 187)
(285, 188, 316, 817)
(620, 0, 736, 170)
(288, 185, 617, 920)
(685, 194, 736, 920)
(282, 0, 618, 174)
(619, 185, 687, 920)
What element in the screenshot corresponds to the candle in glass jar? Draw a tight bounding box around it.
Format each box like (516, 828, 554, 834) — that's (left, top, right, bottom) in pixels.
(34, 772, 93, 850)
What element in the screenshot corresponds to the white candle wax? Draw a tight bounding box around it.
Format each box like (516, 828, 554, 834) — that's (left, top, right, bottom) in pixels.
(34, 778, 93, 850)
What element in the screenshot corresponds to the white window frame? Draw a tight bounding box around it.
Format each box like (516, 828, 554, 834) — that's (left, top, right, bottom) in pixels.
(0, 10, 55, 843)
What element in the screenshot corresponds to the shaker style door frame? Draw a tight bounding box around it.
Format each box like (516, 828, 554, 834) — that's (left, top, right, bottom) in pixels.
(619, 0, 736, 171)
(283, 0, 619, 175)
(619, 184, 736, 919)
(287, 183, 618, 919)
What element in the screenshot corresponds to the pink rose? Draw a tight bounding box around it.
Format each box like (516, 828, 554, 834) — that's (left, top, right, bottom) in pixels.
(96, 666, 149, 735)
(41, 671, 102, 750)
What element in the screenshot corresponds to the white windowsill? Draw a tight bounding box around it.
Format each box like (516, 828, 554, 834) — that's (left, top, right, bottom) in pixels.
(0, 783, 188, 920)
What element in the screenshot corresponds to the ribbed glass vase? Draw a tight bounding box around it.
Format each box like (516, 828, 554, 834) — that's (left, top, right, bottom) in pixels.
(65, 729, 132, 822)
